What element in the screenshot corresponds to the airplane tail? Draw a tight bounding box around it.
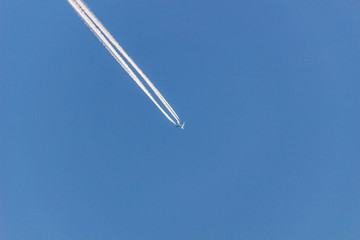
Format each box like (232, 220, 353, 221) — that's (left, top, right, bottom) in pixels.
(181, 122, 185, 129)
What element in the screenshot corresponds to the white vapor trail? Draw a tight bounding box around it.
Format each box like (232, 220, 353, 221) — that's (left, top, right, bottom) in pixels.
(73, 0, 180, 125)
(67, 0, 180, 125)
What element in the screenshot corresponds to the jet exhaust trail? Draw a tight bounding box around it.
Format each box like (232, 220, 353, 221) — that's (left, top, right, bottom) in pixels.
(73, 0, 180, 124)
(67, 0, 182, 126)
(67, 0, 175, 124)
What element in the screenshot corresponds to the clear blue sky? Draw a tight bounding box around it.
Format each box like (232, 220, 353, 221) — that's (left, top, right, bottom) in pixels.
(1, 1, 359, 239)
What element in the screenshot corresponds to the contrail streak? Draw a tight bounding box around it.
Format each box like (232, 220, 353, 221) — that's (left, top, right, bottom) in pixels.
(67, 0, 176, 124)
(73, 0, 180, 124)
(68, 0, 175, 124)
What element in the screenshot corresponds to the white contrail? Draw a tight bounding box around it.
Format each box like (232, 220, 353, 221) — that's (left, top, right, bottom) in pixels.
(67, 0, 176, 124)
(73, 0, 181, 124)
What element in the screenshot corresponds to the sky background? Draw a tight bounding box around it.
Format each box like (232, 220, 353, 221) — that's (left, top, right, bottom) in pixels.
(1, 0, 360, 239)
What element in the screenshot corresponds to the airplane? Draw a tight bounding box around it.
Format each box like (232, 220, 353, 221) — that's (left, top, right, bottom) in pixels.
(175, 122, 185, 129)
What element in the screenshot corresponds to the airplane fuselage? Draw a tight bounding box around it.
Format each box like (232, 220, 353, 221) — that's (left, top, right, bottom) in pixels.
(175, 122, 185, 129)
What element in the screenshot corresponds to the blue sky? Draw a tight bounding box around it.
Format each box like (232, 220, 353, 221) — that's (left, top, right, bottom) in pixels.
(1, 0, 360, 239)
